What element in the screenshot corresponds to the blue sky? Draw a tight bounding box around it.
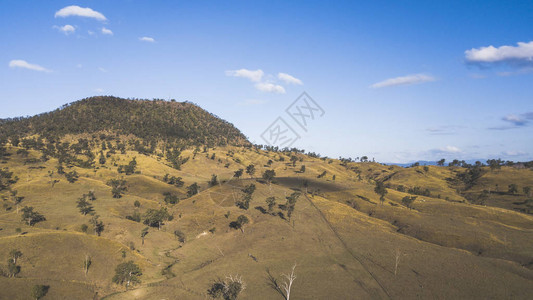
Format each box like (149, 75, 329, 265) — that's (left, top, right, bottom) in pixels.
(1, 1, 532, 163)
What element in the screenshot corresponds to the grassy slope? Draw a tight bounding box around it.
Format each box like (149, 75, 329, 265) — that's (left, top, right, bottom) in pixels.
(0, 144, 532, 299)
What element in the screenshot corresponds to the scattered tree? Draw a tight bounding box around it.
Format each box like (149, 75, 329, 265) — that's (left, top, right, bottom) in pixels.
(230, 215, 249, 233)
(21, 206, 46, 226)
(234, 169, 243, 179)
(108, 179, 127, 198)
(90, 215, 105, 236)
(76, 195, 94, 215)
(31, 285, 49, 300)
(508, 184, 518, 195)
(374, 181, 388, 205)
(262, 170, 276, 184)
(141, 227, 149, 245)
(9, 249, 22, 264)
(246, 164, 255, 178)
(163, 192, 179, 205)
(266, 196, 276, 213)
(143, 207, 171, 230)
(65, 171, 79, 183)
(401, 196, 417, 210)
(112, 261, 142, 290)
(208, 275, 245, 300)
(437, 159, 445, 166)
(209, 174, 219, 187)
(187, 182, 200, 197)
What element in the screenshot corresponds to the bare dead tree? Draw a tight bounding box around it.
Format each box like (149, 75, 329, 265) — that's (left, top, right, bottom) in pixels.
(394, 249, 401, 276)
(84, 254, 92, 276)
(281, 264, 297, 300)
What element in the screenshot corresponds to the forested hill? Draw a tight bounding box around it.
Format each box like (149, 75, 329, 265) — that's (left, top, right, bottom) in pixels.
(0, 96, 248, 146)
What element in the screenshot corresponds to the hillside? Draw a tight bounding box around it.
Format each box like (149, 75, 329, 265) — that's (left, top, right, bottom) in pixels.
(0, 96, 248, 147)
(0, 99, 532, 299)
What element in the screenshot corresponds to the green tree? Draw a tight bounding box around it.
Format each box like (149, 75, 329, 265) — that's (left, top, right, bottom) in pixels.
(262, 169, 276, 184)
(290, 155, 298, 167)
(508, 184, 518, 195)
(285, 192, 300, 221)
(143, 207, 170, 230)
(77, 195, 94, 215)
(31, 285, 49, 300)
(246, 164, 255, 178)
(209, 174, 219, 187)
(437, 159, 445, 166)
(21, 206, 46, 226)
(163, 192, 179, 205)
(65, 171, 79, 183)
(187, 182, 200, 197)
(108, 179, 127, 198)
(374, 181, 388, 205)
(402, 196, 417, 210)
(299, 165, 306, 173)
(9, 249, 22, 264)
(230, 215, 249, 233)
(90, 215, 105, 236)
(141, 227, 149, 245)
(7, 260, 20, 277)
(112, 261, 142, 290)
(266, 196, 276, 213)
(234, 169, 243, 179)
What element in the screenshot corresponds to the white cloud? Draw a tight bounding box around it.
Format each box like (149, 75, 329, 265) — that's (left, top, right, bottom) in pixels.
(225, 69, 264, 82)
(465, 41, 533, 63)
(55, 5, 107, 21)
(88, 30, 95, 36)
(95, 88, 104, 93)
(441, 146, 461, 153)
(254, 82, 286, 94)
(139, 37, 155, 43)
(9, 60, 51, 72)
(370, 74, 435, 88)
(76, 64, 82, 68)
(502, 150, 528, 157)
(101, 27, 113, 35)
(98, 67, 108, 73)
(278, 72, 303, 85)
(53, 24, 75, 35)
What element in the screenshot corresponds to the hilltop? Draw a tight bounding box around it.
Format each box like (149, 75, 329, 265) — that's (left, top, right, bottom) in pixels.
(0, 96, 248, 147)
(0, 98, 532, 299)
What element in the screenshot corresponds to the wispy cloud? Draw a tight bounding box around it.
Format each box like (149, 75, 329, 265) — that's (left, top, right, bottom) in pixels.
(225, 68, 264, 82)
(101, 27, 113, 35)
(254, 82, 286, 94)
(237, 99, 267, 106)
(53, 24, 75, 35)
(98, 67, 108, 73)
(426, 125, 464, 135)
(488, 112, 533, 130)
(465, 41, 533, 65)
(501, 150, 528, 157)
(278, 72, 303, 85)
(370, 73, 435, 88)
(9, 60, 51, 72)
(55, 5, 107, 21)
(139, 37, 155, 43)
(95, 88, 104, 93)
